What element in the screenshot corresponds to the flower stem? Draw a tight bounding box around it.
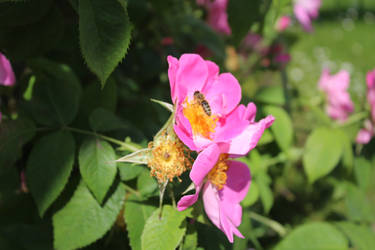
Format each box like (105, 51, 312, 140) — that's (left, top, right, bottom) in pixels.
(64, 126, 139, 152)
(158, 181, 169, 219)
(249, 211, 287, 237)
(123, 183, 140, 197)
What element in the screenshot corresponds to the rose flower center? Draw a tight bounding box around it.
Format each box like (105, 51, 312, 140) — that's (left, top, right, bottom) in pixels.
(208, 154, 229, 190)
(182, 96, 218, 139)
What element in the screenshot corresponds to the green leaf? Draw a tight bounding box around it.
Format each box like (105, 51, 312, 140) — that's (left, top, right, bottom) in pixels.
(354, 157, 372, 190)
(0, 167, 19, 206)
(79, 138, 117, 203)
(0, 118, 36, 172)
(335, 222, 375, 250)
(181, 224, 198, 250)
(258, 129, 274, 146)
(275, 222, 348, 250)
(257, 173, 273, 214)
(303, 128, 343, 183)
(0, 0, 53, 27)
(81, 79, 117, 115)
(141, 205, 187, 250)
(79, 0, 133, 86)
(124, 194, 157, 250)
(89, 108, 130, 132)
(263, 105, 293, 152)
(137, 169, 158, 197)
(53, 181, 125, 250)
(227, 0, 261, 44)
(118, 162, 143, 181)
(345, 183, 374, 222)
(29, 59, 81, 126)
(337, 129, 353, 172)
(0, 6, 64, 60)
(241, 180, 259, 207)
(255, 85, 285, 106)
(26, 131, 75, 216)
(1, 224, 52, 250)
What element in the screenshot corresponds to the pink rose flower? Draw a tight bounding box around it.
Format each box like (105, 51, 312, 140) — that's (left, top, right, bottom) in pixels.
(167, 53, 274, 242)
(294, 0, 321, 32)
(197, 0, 231, 35)
(319, 68, 354, 122)
(356, 69, 375, 144)
(0, 53, 15, 86)
(367, 69, 375, 123)
(275, 16, 291, 32)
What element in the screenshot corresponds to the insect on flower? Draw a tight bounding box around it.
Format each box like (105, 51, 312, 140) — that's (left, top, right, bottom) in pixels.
(193, 91, 212, 116)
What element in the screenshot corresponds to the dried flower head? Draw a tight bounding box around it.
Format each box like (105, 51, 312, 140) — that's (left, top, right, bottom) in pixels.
(148, 128, 192, 183)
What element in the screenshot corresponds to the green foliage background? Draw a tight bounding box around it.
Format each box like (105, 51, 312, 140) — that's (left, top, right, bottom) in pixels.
(0, 0, 375, 249)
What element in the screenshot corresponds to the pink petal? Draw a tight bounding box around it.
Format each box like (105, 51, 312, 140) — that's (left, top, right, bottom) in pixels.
(173, 106, 197, 151)
(227, 115, 275, 155)
(177, 143, 221, 211)
(356, 120, 374, 144)
(203, 182, 244, 243)
(206, 60, 220, 82)
(220, 160, 251, 204)
(205, 73, 242, 116)
(202, 182, 221, 228)
(221, 202, 242, 227)
(176, 54, 209, 102)
(177, 184, 202, 211)
(190, 143, 220, 186)
(0, 53, 16, 86)
(214, 109, 249, 142)
(174, 123, 198, 151)
(167, 55, 179, 103)
(294, 4, 313, 32)
(275, 16, 291, 32)
(206, 0, 231, 35)
(318, 68, 331, 91)
(366, 69, 375, 89)
(356, 128, 373, 144)
(219, 202, 244, 243)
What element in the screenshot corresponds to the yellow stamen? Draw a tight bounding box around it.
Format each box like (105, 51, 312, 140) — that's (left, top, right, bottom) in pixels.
(208, 154, 229, 190)
(183, 97, 218, 139)
(148, 130, 193, 183)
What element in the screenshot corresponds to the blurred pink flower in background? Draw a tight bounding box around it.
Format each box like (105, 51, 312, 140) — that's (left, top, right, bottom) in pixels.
(294, 0, 321, 32)
(275, 16, 291, 32)
(239, 32, 263, 56)
(319, 68, 354, 122)
(194, 44, 213, 58)
(161, 37, 174, 46)
(197, 0, 231, 35)
(0, 53, 15, 86)
(167, 53, 274, 242)
(356, 69, 375, 144)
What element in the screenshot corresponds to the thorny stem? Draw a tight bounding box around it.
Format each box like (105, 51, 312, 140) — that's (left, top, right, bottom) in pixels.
(64, 126, 139, 152)
(158, 181, 169, 219)
(123, 184, 141, 197)
(249, 212, 287, 237)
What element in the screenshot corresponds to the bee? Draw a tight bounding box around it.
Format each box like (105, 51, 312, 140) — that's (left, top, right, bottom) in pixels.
(194, 91, 211, 116)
